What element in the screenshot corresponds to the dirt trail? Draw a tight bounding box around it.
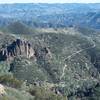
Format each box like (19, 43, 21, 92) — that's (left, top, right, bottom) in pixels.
(60, 38, 96, 80)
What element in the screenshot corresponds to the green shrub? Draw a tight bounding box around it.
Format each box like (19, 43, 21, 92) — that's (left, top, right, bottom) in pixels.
(0, 75, 23, 88)
(28, 86, 67, 100)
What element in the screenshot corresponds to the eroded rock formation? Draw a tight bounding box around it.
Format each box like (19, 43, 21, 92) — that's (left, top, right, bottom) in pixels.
(0, 39, 35, 61)
(0, 38, 52, 62)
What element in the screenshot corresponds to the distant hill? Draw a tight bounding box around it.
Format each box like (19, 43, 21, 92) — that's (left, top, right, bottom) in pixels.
(0, 3, 100, 29)
(7, 21, 33, 34)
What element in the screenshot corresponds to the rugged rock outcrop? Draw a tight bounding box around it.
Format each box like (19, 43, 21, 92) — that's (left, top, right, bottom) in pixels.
(0, 38, 52, 62)
(0, 39, 35, 61)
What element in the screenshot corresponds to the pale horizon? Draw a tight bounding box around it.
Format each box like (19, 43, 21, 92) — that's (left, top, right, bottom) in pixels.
(0, 0, 100, 4)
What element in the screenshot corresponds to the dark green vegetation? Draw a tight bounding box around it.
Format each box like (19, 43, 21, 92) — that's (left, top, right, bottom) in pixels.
(0, 3, 100, 100)
(0, 27, 100, 100)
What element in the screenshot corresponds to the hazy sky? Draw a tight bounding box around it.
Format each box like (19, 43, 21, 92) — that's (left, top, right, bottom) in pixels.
(0, 0, 100, 3)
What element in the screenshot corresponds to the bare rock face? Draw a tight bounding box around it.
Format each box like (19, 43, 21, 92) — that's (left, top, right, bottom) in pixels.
(0, 38, 52, 62)
(0, 39, 35, 61)
(0, 84, 6, 96)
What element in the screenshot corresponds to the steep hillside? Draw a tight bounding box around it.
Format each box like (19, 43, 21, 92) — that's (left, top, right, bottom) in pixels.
(0, 28, 100, 99)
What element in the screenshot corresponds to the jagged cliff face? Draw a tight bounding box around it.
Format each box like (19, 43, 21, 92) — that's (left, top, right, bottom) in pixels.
(0, 39, 35, 61)
(0, 38, 52, 62)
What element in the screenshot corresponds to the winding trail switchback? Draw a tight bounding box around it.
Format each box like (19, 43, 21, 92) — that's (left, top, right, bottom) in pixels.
(60, 37, 96, 80)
